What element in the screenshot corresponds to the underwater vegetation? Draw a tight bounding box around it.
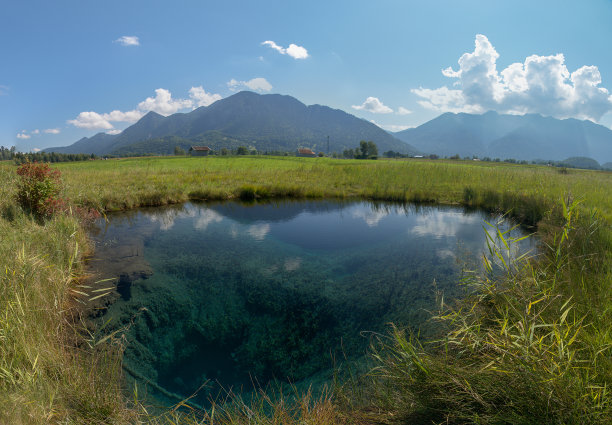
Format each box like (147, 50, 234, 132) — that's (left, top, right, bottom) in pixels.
(87, 201, 531, 408)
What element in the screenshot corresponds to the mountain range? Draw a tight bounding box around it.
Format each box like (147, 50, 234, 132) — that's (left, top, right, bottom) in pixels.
(393, 111, 612, 163)
(46, 91, 417, 156)
(46, 92, 612, 164)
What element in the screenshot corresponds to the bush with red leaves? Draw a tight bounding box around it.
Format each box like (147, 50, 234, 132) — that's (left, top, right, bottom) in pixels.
(16, 161, 64, 218)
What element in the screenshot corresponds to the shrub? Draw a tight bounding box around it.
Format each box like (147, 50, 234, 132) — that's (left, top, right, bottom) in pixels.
(462, 186, 476, 203)
(15, 161, 64, 218)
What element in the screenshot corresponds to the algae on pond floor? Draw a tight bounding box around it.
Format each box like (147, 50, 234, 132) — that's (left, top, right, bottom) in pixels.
(86, 201, 531, 407)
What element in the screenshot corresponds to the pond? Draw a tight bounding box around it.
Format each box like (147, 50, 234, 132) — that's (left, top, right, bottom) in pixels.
(85, 200, 532, 408)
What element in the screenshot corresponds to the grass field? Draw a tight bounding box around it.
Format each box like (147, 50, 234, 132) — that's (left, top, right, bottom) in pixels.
(1, 156, 611, 424)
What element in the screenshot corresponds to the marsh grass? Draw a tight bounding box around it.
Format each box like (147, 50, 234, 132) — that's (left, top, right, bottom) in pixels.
(48, 157, 612, 220)
(355, 201, 612, 424)
(1, 157, 612, 423)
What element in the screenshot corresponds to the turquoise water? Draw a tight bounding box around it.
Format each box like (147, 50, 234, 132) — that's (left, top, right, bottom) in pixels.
(86, 201, 531, 407)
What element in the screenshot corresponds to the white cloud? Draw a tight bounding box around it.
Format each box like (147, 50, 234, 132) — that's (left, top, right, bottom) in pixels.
(106, 129, 122, 135)
(137, 88, 192, 116)
(412, 34, 612, 121)
(44, 128, 60, 134)
(31, 129, 40, 134)
(68, 86, 223, 130)
(412, 86, 480, 114)
(194, 209, 223, 231)
(31, 148, 41, 152)
(115, 36, 140, 47)
(189, 86, 222, 107)
(247, 223, 271, 240)
(411, 210, 480, 239)
(262, 40, 309, 59)
(385, 124, 414, 132)
(352, 97, 393, 114)
(16, 132, 31, 139)
(0, 85, 8, 95)
(104, 109, 144, 122)
(397, 107, 412, 115)
(286, 44, 309, 60)
(227, 77, 273, 92)
(370, 120, 414, 132)
(352, 209, 389, 227)
(68, 111, 114, 130)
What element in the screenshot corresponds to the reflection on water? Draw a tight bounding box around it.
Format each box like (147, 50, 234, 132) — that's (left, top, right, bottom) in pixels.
(86, 201, 532, 408)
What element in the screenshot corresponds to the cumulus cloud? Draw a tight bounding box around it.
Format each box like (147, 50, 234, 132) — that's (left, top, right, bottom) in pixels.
(352, 97, 393, 114)
(68, 111, 115, 130)
(114, 36, 140, 47)
(44, 128, 61, 134)
(262, 40, 309, 59)
(397, 106, 412, 115)
(31, 148, 41, 152)
(189, 86, 222, 107)
(16, 132, 30, 139)
(412, 34, 612, 121)
(68, 86, 223, 130)
(137, 88, 192, 115)
(31, 129, 40, 134)
(227, 77, 273, 92)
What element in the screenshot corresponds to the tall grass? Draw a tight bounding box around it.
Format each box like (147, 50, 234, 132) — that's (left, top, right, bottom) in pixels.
(356, 200, 612, 423)
(52, 157, 612, 221)
(0, 165, 135, 423)
(1, 157, 611, 423)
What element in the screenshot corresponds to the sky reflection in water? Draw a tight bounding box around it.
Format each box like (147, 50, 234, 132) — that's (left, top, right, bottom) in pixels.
(87, 201, 532, 408)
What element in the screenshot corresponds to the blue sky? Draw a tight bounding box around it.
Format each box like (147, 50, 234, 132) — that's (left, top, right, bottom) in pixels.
(3, 0, 612, 152)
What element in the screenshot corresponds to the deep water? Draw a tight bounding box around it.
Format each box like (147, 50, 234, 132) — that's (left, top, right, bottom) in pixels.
(86, 201, 532, 408)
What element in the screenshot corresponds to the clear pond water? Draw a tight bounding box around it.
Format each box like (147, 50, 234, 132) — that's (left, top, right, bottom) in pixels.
(86, 201, 532, 407)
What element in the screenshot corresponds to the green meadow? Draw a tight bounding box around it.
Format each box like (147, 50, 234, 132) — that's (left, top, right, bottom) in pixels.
(1, 156, 611, 424)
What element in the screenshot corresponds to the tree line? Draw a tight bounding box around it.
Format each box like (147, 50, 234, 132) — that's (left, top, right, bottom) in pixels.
(0, 147, 98, 164)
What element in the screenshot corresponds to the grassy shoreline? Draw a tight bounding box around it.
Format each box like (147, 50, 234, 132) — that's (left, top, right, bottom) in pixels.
(1, 156, 611, 423)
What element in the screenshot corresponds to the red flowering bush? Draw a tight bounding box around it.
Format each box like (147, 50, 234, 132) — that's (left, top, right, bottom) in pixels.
(16, 161, 65, 218)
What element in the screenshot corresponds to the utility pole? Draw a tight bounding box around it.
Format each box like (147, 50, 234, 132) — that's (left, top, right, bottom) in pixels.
(327, 135, 330, 155)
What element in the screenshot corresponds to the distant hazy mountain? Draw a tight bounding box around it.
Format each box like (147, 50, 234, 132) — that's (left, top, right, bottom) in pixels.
(46, 92, 417, 156)
(394, 111, 612, 163)
(557, 157, 601, 170)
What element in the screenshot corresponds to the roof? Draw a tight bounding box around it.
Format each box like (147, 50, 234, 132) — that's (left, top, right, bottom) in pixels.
(298, 148, 316, 155)
(190, 146, 211, 151)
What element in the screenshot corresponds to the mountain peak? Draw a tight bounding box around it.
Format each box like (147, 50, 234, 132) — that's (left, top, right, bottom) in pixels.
(394, 111, 612, 163)
(45, 92, 418, 156)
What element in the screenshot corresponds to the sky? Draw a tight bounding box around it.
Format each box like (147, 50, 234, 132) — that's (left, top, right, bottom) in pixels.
(2, 0, 612, 152)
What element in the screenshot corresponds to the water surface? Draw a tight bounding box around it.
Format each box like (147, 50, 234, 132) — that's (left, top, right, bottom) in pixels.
(86, 201, 531, 407)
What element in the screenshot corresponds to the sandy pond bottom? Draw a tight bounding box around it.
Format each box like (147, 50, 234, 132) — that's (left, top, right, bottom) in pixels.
(85, 200, 531, 408)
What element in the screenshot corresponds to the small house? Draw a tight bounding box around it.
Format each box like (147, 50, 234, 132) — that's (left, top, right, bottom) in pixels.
(189, 146, 212, 156)
(297, 148, 317, 158)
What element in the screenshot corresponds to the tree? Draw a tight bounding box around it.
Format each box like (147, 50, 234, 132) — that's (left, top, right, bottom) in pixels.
(236, 146, 249, 155)
(356, 140, 378, 159)
(367, 141, 378, 159)
(343, 148, 355, 159)
(359, 141, 369, 159)
(174, 146, 186, 156)
(220, 148, 229, 156)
